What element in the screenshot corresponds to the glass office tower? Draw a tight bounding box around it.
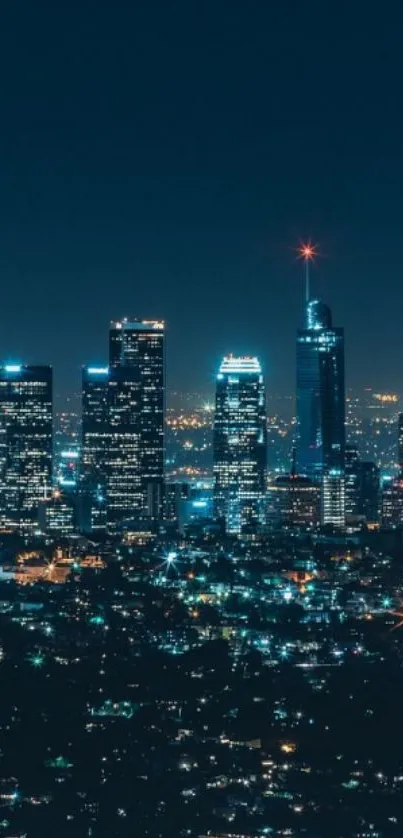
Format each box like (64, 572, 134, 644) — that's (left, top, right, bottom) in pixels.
(105, 365, 142, 529)
(398, 413, 403, 474)
(358, 461, 380, 523)
(296, 299, 345, 527)
(0, 364, 53, 533)
(108, 319, 165, 525)
(80, 366, 109, 532)
(213, 355, 266, 535)
(345, 444, 360, 517)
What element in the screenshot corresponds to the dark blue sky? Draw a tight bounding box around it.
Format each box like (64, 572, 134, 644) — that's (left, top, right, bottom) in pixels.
(1, 0, 402, 399)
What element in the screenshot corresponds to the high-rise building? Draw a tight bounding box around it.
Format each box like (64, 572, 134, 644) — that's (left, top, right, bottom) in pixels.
(321, 471, 346, 529)
(106, 365, 143, 529)
(56, 446, 80, 492)
(345, 445, 360, 517)
(164, 481, 190, 523)
(108, 319, 165, 526)
(398, 413, 403, 473)
(296, 299, 345, 528)
(213, 355, 266, 535)
(39, 491, 76, 536)
(381, 476, 403, 528)
(358, 461, 380, 523)
(268, 473, 320, 528)
(0, 364, 53, 533)
(81, 320, 165, 534)
(80, 366, 109, 532)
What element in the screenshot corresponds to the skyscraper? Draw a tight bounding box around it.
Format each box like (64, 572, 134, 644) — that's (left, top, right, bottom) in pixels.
(106, 364, 143, 529)
(296, 299, 345, 527)
(358, 461, 380, 523)
(268, 473, 319, 529)
(381, 476, 403, 528)
(345, 444, 360, 517)
(108, 319, 165, 525)
(0, 364, 53, 533)
(398, 413, 403, 473)
(213, 355, 266, 535)
(80, 366, 109, 532)
(379, 414, 403, 529)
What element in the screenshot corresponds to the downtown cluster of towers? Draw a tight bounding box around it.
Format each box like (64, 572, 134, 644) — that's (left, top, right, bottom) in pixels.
(0, 320, 164, 534)
(0, 291, 349, 536)
(214, 297, 345, 534)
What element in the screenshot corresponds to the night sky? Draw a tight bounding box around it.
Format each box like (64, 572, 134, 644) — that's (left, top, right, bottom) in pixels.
(1, 1, 403, 401)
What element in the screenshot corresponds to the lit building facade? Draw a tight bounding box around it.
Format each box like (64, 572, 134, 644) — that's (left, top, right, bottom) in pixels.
(321, 471, 345, 529)
(106, 365, 142, 529)
(398, 413, 403, 473)
(164, 481, 190, 523)
(0, 364, 53, 532)
(296, 300, 345, 528)
(56, 446, 79, 492)
(80, 366, 109, 532)
(268, 473, 319, 528)
(358, 461, 380, 523)
(108, 319, 165, 526)
(381, 476, 403, 527)
(213, 355, 266, 535)
(345, 445, 380, 525)
(39, 492, 76, 536)
(345, 444, 360, 517)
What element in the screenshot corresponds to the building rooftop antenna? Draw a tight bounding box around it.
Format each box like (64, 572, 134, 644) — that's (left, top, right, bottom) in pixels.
(298, 241, 318, 303)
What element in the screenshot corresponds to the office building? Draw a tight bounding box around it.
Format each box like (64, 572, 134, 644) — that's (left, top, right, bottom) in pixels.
(56, 446, 79, 492)
(108, 319, 165, 525)
(213, 355, 266, 535)
(381, 476, 403, 527)
(321, 471, 346, 529)
(0, 364, 53, 533)
(358, 461, 380, 523)
(80, 366, 109, 532)
(39, 491, 76, 536)
(398, 413, 403, 473)
(164, 481, 190, 523)
(345, 444, 360, 517)
(296, 299, 345, 527)
(106, 365, 143, 529)
(268, 473, 320, 528)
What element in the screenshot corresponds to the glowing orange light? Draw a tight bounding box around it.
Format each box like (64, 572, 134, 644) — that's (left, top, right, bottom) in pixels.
(280, 742, 296, 754)
(373, 393, 398, 403)
(299, 241, 318, 261)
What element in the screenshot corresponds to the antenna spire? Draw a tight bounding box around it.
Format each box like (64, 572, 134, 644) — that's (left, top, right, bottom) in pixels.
(298, 241, 318, 304)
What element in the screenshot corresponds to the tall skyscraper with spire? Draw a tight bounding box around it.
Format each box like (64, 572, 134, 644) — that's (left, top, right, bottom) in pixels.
(296, 291, 345, 528)
(213, 355, 266, 535)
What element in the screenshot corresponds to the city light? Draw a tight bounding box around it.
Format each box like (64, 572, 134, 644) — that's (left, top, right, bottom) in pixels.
(29, 653, 45, 668)
(87, 366, 109, 375)
(298, 241, 318, 261)
(219, 355, 262, 374)
(4, 364, 22, 373)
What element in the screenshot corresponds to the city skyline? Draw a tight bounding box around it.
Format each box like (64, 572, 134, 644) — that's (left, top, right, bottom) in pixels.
(3, 6, 403, 837)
